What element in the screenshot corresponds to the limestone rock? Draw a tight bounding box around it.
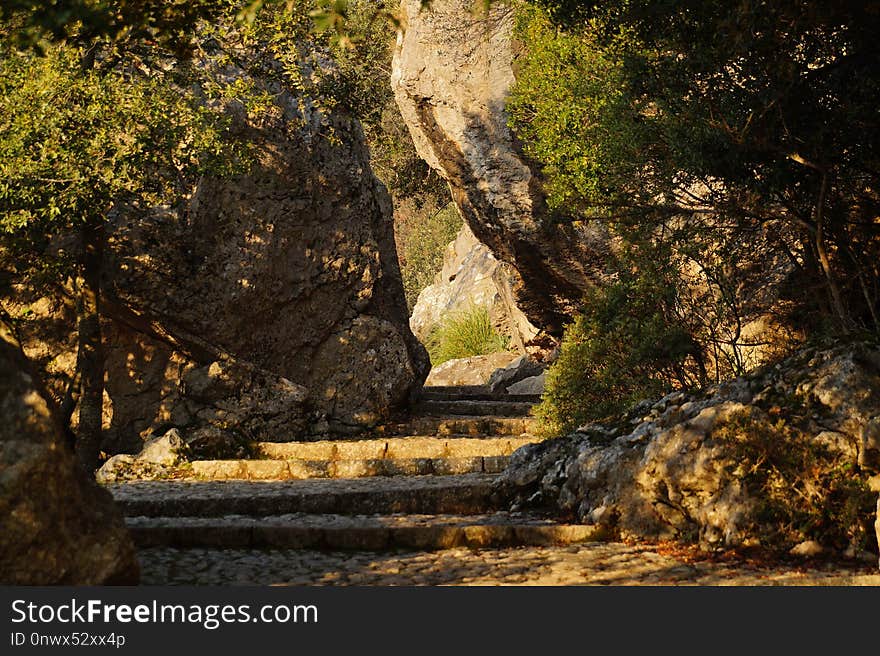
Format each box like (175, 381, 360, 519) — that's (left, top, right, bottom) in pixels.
(424, 352, 520, 387)
(0, 329, 138, 584)
(796, 348, 880, 468)
(95, 454, 137, 484)
(102, 77, 428, 441)
(410, 223, 539, 351)
(96, 428, 191, 483)
(506, 372, 546, 396)
(392, 0, 611, 334)
(790, 540, 824, 557)
(497, 343, 880, 555)
(488, 355, 545, 393)
(138, 429, 186, 466)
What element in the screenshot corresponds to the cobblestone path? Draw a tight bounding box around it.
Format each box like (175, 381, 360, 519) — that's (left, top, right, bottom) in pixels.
(137, 543, 880, 586)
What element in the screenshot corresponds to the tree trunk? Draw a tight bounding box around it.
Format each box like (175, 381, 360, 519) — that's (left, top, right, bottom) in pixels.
(813, 172, 849, 330)
(75, 218, 105, 472)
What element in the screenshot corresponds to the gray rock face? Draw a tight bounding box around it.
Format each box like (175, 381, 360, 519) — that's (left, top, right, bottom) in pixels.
(11, 50, 429, 453)
(137, 429, 187, 466)
(506, 372, 546, 396)
(799, 348, 880, 468)
(392, 0, 611, 334)
(497, 344, 880, 554)
(0, 328, 138, 584)
(488, 355, 545, 394)
(410, 223, 539, 351)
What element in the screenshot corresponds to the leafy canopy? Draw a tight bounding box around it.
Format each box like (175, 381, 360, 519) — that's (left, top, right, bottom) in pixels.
(0, 37, 238, 260)
(515, 0, 880, 431)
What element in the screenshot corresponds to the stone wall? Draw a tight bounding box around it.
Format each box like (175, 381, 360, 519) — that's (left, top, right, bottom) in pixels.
(497, 344, 880, 557)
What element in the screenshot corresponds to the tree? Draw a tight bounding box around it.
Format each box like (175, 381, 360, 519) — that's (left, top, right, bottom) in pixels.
(513, 0, 880, 333)
(511, 1, 880, 429)
(0, 0, 443, 471)
(536, 242, 705, 434)
(0, 34, 236, 470)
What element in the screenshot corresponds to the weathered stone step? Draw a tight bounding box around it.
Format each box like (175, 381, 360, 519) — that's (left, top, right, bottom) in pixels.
(191, 455, 510, 480)
(108, 473, 500, 517)
(375, 415, 537, 437)
(126, 512, 604, 550)
(420, 386, 541, 403)
(185, 435, 543, 480)
(255, 436, 540, 460)
(414, 399, 535, 417)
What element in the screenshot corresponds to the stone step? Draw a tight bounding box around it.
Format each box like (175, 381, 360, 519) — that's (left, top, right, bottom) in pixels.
(108, 473, 500, 517)
(190, 455, 511, 480)
(374, 415, 537, 437)
(126, 512, 605, 550)
(414, 399, 535, 417)
(255, 436, 540, 460)
(420, 386, 541, 403)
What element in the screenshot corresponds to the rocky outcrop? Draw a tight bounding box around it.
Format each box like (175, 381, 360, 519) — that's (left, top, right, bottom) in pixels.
(0, 328, 138, 584)
(96, 429, 189, 483)
(392, 0, 611, 334)
(497, 343, 880, 557)
(10, 51, 429, 453)
(102, 90, 428, 445)
(410, 223, 539, 351)
(505, 372, 546, 396)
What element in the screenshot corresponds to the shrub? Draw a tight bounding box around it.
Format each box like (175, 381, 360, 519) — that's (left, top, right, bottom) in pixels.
(396, 202, 463, 310)
(716, 410, 877, 554)
(535, 253, 704, 435)
(425, 305, 509, 366)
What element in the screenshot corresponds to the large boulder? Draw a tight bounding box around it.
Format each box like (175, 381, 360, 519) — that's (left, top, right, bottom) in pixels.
(506, 372, 547, 396)
(497, 343, 880, 557)
(392, 0, 611, 334)
(410, 223, 539, 351)
(9, 48, 430, 452)
(487, 355, 545, 394)
(0, 328, 138, 584)
(102, 83, 428, 443)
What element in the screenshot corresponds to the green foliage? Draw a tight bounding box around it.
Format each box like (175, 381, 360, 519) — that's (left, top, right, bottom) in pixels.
(535, 246, 703, 435)
(318, 0, 452, 307)
(515, 0, 880, 332)
(425, 306, 509, 366)
(325, 0, 445, 200)
(0, 1, 227, 52)
(515, 0, 880, 437)
(716, 410, 877, 553)
(0, 41, 237, 272)
(396, 203, 463, 310)
(507, 5, 656, 215)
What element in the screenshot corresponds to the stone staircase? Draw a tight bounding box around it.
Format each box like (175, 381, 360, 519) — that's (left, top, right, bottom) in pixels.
(107, 386, 603, 555)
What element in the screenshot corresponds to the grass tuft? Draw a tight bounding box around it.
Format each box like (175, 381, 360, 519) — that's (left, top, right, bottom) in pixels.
(425, 306, 509, 366)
